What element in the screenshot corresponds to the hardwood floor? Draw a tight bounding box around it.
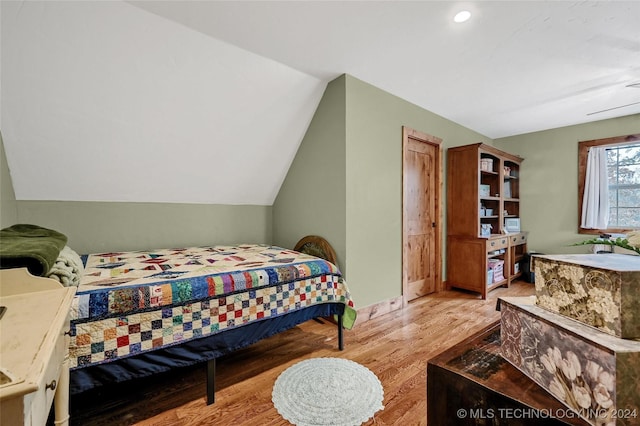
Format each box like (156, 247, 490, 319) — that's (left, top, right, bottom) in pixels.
(68, 282, 534, 426)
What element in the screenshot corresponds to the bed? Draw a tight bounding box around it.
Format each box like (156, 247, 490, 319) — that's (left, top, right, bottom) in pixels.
(67, 242, 355, 404)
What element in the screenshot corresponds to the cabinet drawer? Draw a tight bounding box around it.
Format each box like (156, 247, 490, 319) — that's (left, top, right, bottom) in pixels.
(510, 233, 527, 246)
(486, 237, 508, 252)
(26, 325, 66, 426)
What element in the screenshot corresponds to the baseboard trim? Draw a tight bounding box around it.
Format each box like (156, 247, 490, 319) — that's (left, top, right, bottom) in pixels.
(356, 283, 449, 324)
(356, 295, 403, 323)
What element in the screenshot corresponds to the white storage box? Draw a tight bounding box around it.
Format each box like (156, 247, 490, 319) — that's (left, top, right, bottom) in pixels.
(488, 259, 504, 282)
(480, 158, 493, 171)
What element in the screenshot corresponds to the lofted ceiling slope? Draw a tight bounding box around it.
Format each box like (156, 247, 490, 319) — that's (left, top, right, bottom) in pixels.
(130, 0, 640, 137)
(1, 1, 325, 205)
(1, 1, 640, 205)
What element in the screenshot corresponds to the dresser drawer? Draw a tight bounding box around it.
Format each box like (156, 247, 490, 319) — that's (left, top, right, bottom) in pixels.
(509, 232, 527, 246)
(25, 325, 67, 426)
(486, 237, 508, 252)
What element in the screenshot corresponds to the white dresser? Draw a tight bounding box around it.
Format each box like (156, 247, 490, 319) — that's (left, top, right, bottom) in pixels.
(0, 268, 76, 426)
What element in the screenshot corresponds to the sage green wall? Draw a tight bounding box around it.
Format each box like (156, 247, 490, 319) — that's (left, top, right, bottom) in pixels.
(16, 201, 272, 255)
(272, 76, 347, 272)
(2, 125, 271, 255)
(495, 113, 640, 255)
(343, 75, 492, 308)
(0, 131, 18, 228)
(274, 74, 492, 309)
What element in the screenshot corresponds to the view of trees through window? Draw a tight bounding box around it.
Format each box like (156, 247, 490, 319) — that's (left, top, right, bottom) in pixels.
(607, 144, 640, 228)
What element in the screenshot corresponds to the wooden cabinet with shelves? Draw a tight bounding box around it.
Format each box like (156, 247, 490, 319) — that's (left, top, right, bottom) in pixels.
(446, 143, 526, 298)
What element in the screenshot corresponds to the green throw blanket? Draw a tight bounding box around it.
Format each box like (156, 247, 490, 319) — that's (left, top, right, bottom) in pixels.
(0, 224, 68, 276)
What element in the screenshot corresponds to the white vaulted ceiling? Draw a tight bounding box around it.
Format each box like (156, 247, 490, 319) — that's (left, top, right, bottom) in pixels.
(1, 1, 640, 204)
(1, 1, 325, 204)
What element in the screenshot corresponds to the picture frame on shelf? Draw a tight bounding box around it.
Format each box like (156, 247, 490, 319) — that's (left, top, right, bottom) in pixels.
(504, 218, 520, 233)
(504, 182, 511, 198)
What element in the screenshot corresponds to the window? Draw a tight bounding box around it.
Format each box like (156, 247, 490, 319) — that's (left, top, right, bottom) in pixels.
(607, 144, 640, 228)
(578, 133, 640, 234)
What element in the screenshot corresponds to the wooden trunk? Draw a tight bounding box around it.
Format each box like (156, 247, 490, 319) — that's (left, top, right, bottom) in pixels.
(499, 296, 640, 426)
(427, 322, 589, 425)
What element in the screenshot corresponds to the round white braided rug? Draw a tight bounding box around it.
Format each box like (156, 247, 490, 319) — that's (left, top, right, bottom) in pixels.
(272, 357, 384, 426)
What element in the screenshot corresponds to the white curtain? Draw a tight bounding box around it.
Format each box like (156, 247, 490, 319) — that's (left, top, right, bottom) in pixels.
(581, 146, 609, 229)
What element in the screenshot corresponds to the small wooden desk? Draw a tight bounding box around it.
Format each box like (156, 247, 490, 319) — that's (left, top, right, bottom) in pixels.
(0, 268, 75, 426)
(427, 322, 589, 426)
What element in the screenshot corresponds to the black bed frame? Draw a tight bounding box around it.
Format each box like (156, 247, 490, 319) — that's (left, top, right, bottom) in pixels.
(70, 303, 346, 405)
(205, 313, 343, 404)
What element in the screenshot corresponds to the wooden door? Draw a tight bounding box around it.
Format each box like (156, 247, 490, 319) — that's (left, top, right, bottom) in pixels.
(402, 127, 442, 303)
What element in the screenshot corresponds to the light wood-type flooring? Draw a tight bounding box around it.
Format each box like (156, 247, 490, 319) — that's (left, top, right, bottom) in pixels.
(68, 281, 535, 426)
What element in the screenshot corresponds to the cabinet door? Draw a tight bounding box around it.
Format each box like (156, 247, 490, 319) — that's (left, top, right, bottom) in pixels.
(446, 236, 487, 297)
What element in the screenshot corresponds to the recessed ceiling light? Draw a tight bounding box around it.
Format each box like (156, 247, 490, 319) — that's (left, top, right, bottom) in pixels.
(454, 10, 471, 23)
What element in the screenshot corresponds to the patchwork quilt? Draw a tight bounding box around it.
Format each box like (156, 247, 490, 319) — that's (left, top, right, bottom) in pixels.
(69, 244, 355, 369)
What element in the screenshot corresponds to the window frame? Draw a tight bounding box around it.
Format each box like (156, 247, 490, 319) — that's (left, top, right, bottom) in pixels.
(578, 133, 640, 235)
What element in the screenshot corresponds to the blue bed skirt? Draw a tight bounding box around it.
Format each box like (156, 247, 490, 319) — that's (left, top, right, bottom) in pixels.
(70, 303, 344, 394)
